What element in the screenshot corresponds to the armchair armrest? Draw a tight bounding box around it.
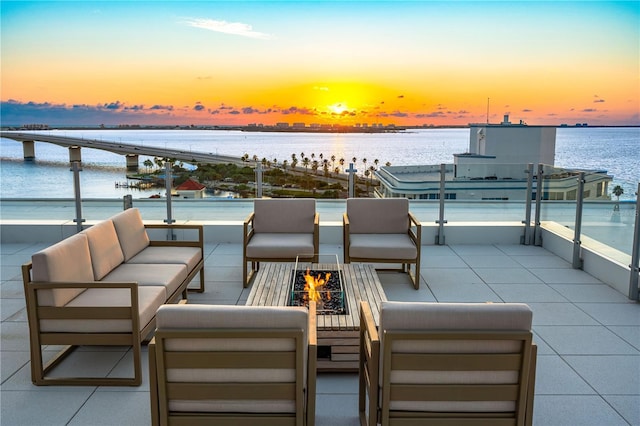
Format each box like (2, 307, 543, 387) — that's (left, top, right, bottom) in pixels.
(243, 212, 256, 242)
(408, 211, 422, 246)
(307, 301, 317, 426)
(359, 301, 380, 426)
(343, 213, 351, 263)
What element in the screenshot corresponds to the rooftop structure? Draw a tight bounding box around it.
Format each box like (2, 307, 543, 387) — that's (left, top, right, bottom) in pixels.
(376, 120, 612, 201)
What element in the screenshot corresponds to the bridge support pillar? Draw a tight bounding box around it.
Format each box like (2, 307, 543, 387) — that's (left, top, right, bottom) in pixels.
(126, 154, 139, 171)
(23, 141, 35, 161)
(69, 146, 82, 163)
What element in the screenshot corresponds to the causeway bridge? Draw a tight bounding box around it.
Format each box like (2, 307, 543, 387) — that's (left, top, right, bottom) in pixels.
(0, 131, 246, 169)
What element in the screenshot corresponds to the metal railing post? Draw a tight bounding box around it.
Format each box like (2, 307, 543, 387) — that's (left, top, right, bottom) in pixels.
(346, 163, 357, 198)
(164, 161, 175, 239)
(255, 162, 263, 198)
(522, 163, 534, 245)
(533, 164, 544, 246)
(436, 163, 447, 245)
(71, 160, 84, 233)
(123, 194, 133, 210)
(629, 183, 640, 300)
(572, 172, 586, 269)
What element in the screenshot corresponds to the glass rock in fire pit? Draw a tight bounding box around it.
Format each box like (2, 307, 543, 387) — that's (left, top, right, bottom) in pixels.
(289, 254, 347, 315)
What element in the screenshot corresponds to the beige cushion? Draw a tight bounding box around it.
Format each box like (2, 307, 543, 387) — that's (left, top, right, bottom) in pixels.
(253, 199, 316, 233)
(157, 304, 309, 414)
(127, 246, 201, 272)
(246, 233, 315, 258)
(379, 302, 533, 413)
(31, 233, 93, 307)
(40, 285, 165, 333)
(101, 263, 187, 300)
(82, 220, 125, 281)
(348, 234, 417, 260)
(111, 208, 150, 261)
(346, 198, 409, 234)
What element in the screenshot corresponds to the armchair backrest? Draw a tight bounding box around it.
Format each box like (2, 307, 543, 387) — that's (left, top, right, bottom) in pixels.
(253, 198, 316, 233)
(346, 198, 409, 234)
(153, 304, 311, 420)
(379, 301, 534, 417)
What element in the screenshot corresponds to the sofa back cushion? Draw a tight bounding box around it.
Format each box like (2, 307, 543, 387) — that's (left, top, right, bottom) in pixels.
(111, 208, 150, 261)
(347, 198, 409, 234)
(31, 233, 93, 307)
(82, 220, 125, 280)
(253, 199, 316, 233)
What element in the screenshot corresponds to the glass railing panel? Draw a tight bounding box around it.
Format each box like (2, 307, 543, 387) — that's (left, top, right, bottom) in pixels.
(538, 163, 635, 257)
(442, 162, 532, 222)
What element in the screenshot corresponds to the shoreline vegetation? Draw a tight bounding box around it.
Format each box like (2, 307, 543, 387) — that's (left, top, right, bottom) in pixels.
(130, 154, 381, 199)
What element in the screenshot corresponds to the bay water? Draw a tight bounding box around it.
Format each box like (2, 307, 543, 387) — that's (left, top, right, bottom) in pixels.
(1, 127, 638, 200)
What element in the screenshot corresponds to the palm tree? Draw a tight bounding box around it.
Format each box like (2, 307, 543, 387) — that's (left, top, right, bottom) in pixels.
(385, 161, 391, 167)
(282, 160, 288, 184)
(339, 157, 345, 172)
(302, 157, 310, 174)
(143, 159, 154, 173)
(612, 185, 624, 211)
(312, 160, 319, 175)
(362, 158, 367, 175)
(331, 155, 336, 170)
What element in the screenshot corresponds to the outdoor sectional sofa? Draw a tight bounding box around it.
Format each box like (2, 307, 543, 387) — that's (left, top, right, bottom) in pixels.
(21, 208, 204, 386)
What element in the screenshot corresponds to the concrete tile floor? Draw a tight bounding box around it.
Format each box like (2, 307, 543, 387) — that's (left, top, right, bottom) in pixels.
(1, 242, 638, 426)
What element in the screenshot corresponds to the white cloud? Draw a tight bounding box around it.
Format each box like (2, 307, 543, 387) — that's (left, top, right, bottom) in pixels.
(182, 18, 274, 40)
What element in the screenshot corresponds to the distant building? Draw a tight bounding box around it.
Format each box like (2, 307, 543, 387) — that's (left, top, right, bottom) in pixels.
(175, 179, 206, 199)
(376, 121, 612, 201)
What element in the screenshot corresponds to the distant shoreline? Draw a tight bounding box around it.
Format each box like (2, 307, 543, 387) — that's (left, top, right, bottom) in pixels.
(2, 124, 638, 133)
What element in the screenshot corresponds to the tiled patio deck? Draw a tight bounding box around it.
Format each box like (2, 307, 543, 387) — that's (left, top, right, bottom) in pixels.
(1, 241, 638, 425)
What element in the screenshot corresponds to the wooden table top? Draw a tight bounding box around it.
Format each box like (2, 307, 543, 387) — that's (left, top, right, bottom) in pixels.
(246, 262, 387, 331)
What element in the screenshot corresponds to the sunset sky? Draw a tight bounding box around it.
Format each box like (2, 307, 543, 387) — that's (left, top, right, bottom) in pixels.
(1, 1, 638, 127)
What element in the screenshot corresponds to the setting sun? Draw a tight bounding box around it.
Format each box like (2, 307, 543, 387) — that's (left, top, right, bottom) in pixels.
(329, 103, 349, 115)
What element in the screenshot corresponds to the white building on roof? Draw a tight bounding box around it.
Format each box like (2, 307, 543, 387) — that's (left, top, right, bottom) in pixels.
(375, 120, 612, 201)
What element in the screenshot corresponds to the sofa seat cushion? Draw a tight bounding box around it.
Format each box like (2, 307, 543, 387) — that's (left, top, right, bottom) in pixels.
(246, 233, 315, 259)
(127, 246, 201, 272)
(32, 233, 94, 307)
(101, 263, 188, 300)
(39, 285, 166, 333)
(111, 208, 150, 262)
(348, 234, 417, 260)
(82, 219, 126, 280)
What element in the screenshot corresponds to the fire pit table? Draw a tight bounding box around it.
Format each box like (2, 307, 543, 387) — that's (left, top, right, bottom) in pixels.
(245, 259, 387, 371)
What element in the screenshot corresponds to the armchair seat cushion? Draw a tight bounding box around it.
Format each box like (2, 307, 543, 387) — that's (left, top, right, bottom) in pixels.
(245, 233, 315, 259)
(127, 246, 202, 272)
(40, 285, 166, 333)
(101, 263, 188, 300)
(348, 234, 417, 260)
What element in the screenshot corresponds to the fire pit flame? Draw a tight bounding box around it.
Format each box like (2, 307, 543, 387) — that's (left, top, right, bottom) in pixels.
(304, 269, 331, 306)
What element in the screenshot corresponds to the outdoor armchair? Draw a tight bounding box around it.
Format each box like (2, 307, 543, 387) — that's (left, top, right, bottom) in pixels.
(343, 198, 421, 289)
(149, 302, 317, 426)
(359, 301, 537, 426)
(243, 198, 319, 287)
